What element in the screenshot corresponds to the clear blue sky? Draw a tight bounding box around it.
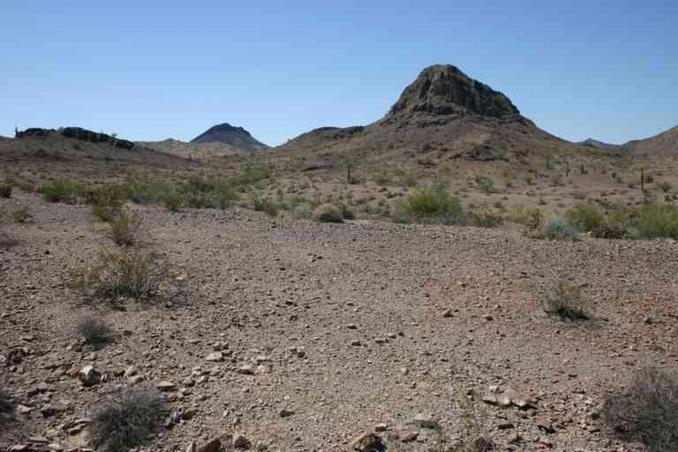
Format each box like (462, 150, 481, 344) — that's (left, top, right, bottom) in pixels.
(1, 0, 676, 146)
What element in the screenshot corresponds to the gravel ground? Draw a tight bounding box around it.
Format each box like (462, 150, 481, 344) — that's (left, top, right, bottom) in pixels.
(2, 193, 676, 451)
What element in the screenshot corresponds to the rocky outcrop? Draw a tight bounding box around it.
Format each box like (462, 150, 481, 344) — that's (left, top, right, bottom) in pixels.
(15, 127, 134, 150)
(386, 64, 520, 123)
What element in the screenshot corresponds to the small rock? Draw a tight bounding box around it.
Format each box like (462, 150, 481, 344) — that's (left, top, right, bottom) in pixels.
(413, 413, 439, 429)
(232, 433, 251, 449)
(279, 408, 295, 418)
(206, 352, 224, 362)
(156, 381, 177, 392)
(78, 365, 102, 387)
(351, 432, 385, 451)
(237, 364, 254, 375)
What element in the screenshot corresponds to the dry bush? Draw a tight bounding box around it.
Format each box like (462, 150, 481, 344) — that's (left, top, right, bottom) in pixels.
(77, 315, 114, 349)
(543, 281, 590, 321)
(91, 186, 127, 221)
(89, 390, 168, 452)
(603, 368, 678, 451)
(107, 210, 142, 246)
(313, 203, 344, 223)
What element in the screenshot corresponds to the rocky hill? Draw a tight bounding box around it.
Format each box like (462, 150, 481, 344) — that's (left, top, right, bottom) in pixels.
(578, 138, 621, 151)
(191, 123, 268, 153)
(277, 64, 587, 170)
(623, 125, 678, 155)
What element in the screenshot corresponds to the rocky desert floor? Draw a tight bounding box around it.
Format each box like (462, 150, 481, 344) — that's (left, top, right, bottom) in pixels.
(1, 192, 677, 451)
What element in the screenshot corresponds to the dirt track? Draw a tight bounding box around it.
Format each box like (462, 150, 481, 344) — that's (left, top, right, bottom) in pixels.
(2, 193, 675, 451)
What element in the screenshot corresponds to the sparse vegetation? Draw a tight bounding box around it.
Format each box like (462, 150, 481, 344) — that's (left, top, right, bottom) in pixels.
(161, 190, 184, 212)
(252, 194, 279, 216)
(313, 203, 344, 223)
(91, 185, 127, 221)
(73, 248, 168, 305)
(633, 203, 678, 240)
(10, 205, 31, 223)
(107, 210, 142, 246)
(543, 281, 589, 321)
(542, 217, 579, 241)
(40, 179, 86, 204)
(468, 206, 503, 228)
(565, 201, 605, 233)
(394, 185, 465, 225)
(292, 202, 313, 219)
(475, 175, 494, 194)
(603, 368, 678, 451)
(77, 315, 114, 349)
(450, 397, 495, 452)
(89, 390, 168, 452)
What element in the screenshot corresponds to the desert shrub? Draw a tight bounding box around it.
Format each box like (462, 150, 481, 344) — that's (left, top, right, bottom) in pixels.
(107, 210, 142, 246)
(340, 203, 355, 220)
(40, 179, 86, 204)
(475, 176, 494, 194)
(394, 185, 465, 225)
(657, 182, 672, 193)
(11, 206, 31, 223)
(91, 186, 127, 221)
(73, 249, 168, 304)
(543, 217, 579, 241)
(313, 203, 344, 223)
(161, 190, 183, 212)
(89, 390, 168, 452)
(252, 194, 279, 217)
(0, 183, 11, 198)
(632, 204, 678, 240)
(450, 397, 495, 452)
(565, 202, 605, 232)
(77, 316, 113, 349)
(0, 387, 14, 427)
(292, 202, 313, 219)
(237, 160, 271, 186)
(184, 190, 214, 209)
(603, 368, 678, 451)
(468, 207, 503, 228)
(507, 206, 544, 232)
(543, 281, 589, 321)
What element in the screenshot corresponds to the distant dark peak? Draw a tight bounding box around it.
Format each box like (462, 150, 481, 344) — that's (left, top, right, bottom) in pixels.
(190, 122, 268, 152)
(387, 64, 520, 121)
(578, 138, 620, 150)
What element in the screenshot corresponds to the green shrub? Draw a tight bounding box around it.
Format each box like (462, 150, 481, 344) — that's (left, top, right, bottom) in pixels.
(603, 368, 678, 451)
(292, 202, 313, 219)
(543, 217, 579, 241)
(507, 206, 544, 232)
(161, 190, 183, 212)
(91, 186, 127, 221)
(394, 186, 465, 225)
(543, 281, 589, 321)
(0, 183, 11, 198)
(313, 203, 344, 223)
(108, 210, 142, 246)
(252, 194, 279, 217)
(73, 249, 168, 304)
(475, 176, 494, 194)
(40, 179, 85, 204)
(633, 204, 678, 239)
(77, 316, 113, 349)
(89, 390, 168, 452)
(565, 202, 605, 232)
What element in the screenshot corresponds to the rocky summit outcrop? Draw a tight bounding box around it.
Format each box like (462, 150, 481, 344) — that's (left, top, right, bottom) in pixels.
(16, 127, 134, 150)
(623, 125, 678, 156)
(385, 64, 521, 123)
(190, 123, 268, 153)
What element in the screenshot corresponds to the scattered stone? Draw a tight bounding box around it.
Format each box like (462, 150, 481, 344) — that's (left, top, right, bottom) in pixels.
(156, 381, 177, 392)
(413, 413, 439, 429)
(123, 365, 137, 377)
(374, 423, 388, 432)
(279, 408, 295, 418)
(78, 365, 102, 387)
(507, 432, 522, 444)
(16, 404, 32, 414)
(537, 419, 556, 434)
(237, 364, 254, 375)
(206, 352, 224, 362)
(351, 432, 385, 451)
(232, 433, 251, 449)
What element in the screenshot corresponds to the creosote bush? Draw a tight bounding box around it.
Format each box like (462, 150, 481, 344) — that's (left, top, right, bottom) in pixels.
(313, 203, 344, 223)
(108, 210, 142, 246)
(543, 281, 589, 321)
(633, 203, 678, 240)
(603, 368, 678, 451)
(73, 248, 168, 305)
(39, 179, 86, 204)
(77, 316, 113, 349)
(542, 217, 579, 241)
(89, 390, 168, 452)
(469, 207, 503, 228)
(565, 202, 605, 233)
(394, 185, 465, 225)
(91, 186, 127, 221)
(252, 194, 279, 217)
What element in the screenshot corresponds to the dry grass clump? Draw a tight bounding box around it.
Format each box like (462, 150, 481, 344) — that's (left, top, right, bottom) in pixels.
(72, 248, 168, 305)
(89, 389, 168, 452)
(39, 179, 86, 204)
(91, 185, 128, 221)
(107, 210, 142, 246)
(313, 203, 344, 223)
(603, 368, 678, 451)
(77, 315, 114, 349)
(543, 281, 590, 321)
